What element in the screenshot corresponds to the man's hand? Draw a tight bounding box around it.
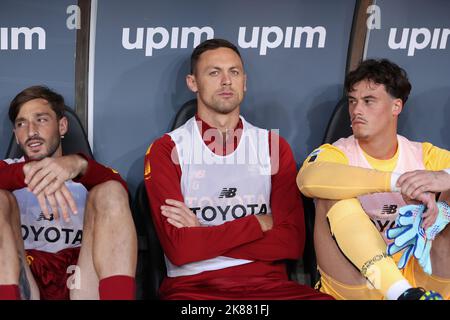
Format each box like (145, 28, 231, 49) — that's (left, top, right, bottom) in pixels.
(23, 155, 88, 195)
(425, 201, 450, 240)
(401, 192, 438, 230)
(397, 169, 450, 229)
(23, 155, 87, 221)
(417, 201, 450, 275)
(161, 199, 201, 228)
(397, 170, 450, 198)
(255, 214, 273, 232)
(36, 184, 77, 222)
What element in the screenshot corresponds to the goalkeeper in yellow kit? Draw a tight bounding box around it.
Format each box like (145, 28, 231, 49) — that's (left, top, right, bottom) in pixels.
(297, 59, 450, 300)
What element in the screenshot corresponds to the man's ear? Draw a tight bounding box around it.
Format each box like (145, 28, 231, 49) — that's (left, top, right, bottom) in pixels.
(392, 99, 403, 116)
(59, 116, 68, 136)
(186, 74, 198, 93)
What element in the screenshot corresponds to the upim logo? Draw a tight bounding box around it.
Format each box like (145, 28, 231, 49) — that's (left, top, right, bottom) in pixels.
(122, 26, 214, 56)
(388, 27, 450, 56)
(0, 27, 46, 50)
(238, 26, 326, 55)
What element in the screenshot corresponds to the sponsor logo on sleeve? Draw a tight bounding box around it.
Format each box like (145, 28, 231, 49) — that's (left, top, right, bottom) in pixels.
(307, 149, 322, 163)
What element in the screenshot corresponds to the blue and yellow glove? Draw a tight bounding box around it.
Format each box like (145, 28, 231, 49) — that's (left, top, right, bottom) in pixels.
(386, 202, 450, 275)
(386, 204, 427, 270)
(419, 202, 450, 275)
(385, 235, 417, 270)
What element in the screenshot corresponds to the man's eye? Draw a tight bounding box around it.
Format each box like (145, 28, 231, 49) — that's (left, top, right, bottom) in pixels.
(210, 71, 219, 76)
(231, 70, 239, 76)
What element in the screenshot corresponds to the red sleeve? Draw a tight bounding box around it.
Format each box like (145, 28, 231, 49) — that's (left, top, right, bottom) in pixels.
(224, 133, 305, 261)
(144, 135, 264, 266)
(73, 153, 128, 192)
(0, 160, 27, 191)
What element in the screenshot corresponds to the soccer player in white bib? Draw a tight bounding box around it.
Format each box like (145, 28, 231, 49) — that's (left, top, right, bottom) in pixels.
(144, 39, 333, 299)
(297, 59, 450, 300)
(0, 86, 137, 300)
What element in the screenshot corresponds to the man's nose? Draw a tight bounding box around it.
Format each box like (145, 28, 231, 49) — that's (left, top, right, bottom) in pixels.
(221, 73, 231, 86)
(27, 121, 38, 137)
(351, 101, 363, 116)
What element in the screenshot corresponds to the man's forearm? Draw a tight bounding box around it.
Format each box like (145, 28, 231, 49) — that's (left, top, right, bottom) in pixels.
(73, 154, 128, 192)
(298, 161, 392, 199)
(0, 163, 27, 191)
(224, 221, 303, 261)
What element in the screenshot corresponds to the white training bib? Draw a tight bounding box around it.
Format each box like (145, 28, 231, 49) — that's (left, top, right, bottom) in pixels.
(166, 116, 272, 277)
(5, 157, 86, 253)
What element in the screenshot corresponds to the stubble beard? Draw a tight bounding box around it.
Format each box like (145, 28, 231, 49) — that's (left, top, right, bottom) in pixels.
(22, 135, 61, 160)
(208, 94, 242, 115)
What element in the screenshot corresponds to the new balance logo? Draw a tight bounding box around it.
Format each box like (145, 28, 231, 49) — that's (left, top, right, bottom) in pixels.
(37, 212, 54, 221)
(219, 188, 237, 198)
(381, 205, 397, 215)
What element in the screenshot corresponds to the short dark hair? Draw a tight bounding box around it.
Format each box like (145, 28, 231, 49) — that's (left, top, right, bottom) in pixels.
(190, 38, 243, 74)
(345, 59, 412, 104)
(9, 85, 65, 123)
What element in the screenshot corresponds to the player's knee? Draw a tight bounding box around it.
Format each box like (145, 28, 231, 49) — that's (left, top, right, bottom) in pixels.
(0, 190, 16, 217)
(88, 180, 129, 213)
(89, 180, 127, 201)
(327, 198, 361, 217)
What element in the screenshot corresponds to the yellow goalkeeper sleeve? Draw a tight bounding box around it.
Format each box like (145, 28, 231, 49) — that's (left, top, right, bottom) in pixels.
(298, 161, 393, 199)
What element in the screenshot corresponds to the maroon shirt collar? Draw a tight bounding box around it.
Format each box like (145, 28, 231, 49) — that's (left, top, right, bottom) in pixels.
(194, 114, 243, 156)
